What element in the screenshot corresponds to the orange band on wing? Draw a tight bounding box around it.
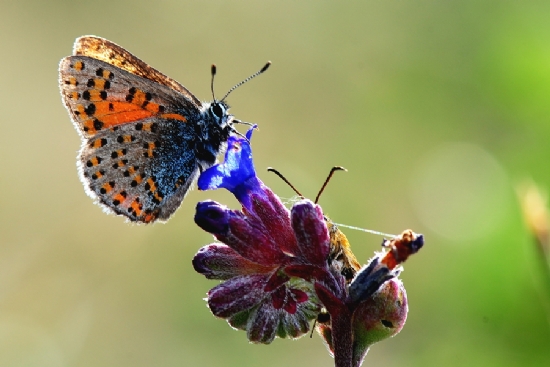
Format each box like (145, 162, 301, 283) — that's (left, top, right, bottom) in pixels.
(77, 91, 189, 135)
(87, 101, 188, 129)
(159, 113, 187, 122)
(103, 110, 155, 127)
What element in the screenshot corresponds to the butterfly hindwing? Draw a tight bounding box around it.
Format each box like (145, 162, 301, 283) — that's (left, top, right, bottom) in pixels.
(79, 116, 200, 223)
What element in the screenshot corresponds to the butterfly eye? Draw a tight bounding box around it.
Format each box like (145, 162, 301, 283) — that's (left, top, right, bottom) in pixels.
(211, 103, 225, 118)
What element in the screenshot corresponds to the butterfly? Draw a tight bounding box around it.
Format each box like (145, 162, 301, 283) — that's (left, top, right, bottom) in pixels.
(59, 36, 269, 223)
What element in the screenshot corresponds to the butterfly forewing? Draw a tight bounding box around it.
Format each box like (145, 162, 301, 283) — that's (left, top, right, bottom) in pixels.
(59, 56, 199, 138)
(73, 36, 201, 105)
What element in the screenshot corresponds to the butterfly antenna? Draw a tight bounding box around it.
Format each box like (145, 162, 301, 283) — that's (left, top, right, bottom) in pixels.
(315, 166, 347, 204)
(267, 167, 304, 198)
(221, 61, 271, 102)
(210, 64, 217, 101)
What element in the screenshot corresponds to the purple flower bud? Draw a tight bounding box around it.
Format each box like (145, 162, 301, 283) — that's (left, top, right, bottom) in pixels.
(192, 244, 274, 280)
(194, 200, 230, 234)
(291, 200, 330, 266)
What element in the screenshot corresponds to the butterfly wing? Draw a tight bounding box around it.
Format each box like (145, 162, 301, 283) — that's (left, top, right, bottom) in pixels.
(59, 55, 204, 223)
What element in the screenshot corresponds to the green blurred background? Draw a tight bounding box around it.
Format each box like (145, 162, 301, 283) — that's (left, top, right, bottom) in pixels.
(1, 0, 550, 366)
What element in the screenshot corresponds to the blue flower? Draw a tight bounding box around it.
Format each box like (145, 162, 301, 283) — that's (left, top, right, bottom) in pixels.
(197, 127, 260, 210)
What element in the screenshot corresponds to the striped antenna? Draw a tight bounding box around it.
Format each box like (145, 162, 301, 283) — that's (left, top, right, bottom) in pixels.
(221, 61, 271, 102)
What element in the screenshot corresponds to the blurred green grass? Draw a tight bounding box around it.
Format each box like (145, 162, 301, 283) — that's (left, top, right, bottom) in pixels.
(1, 1, 549, 366)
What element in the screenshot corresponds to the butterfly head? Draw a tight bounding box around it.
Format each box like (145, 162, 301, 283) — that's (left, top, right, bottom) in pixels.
(206, 100, 232, 130)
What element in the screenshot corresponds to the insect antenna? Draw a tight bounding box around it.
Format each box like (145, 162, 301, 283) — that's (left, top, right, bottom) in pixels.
(268, 166, 347, 202)
(220, 61, 271, 102)
(267, 167, 304, 198)
(314, 166, 347, 204)
(212, 62, 270, 140)
(210, 64, 217, 101)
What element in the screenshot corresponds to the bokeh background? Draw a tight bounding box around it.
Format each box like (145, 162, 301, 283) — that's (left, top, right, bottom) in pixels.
(1, 1, 550, 366)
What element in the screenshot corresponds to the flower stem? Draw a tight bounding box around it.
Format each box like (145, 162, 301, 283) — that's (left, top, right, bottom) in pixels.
(330, 307, 354, 367)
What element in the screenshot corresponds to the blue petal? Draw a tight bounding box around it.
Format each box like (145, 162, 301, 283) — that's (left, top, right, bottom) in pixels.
(198, 126, 257, 193)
